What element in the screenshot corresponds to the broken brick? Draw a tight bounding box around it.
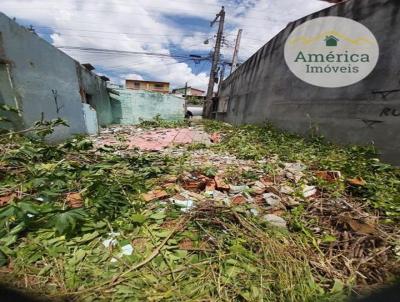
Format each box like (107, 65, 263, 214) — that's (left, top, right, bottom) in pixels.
(181, 173, 208, 192)
(260, 176, 274, 186)
(231, 194, 247, 205)
(315, 171, 341, 182)
(142, 189, 169, 202)
(347, 177, 366, 186)
(0, 193, 16, 207)
(210, 132, 222, 143)
(66, 192, 83, 208)
(214, 175, 230, 191)
(205, 179, 216, 191)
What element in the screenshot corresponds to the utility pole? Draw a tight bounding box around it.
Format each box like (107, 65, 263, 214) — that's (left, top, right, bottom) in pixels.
(203, 6, 225, 118)
(184, 82, 188, 97)
(184, 81, 188, 113)
(230, 29, 242, 74)
(218, 63, 226, 95)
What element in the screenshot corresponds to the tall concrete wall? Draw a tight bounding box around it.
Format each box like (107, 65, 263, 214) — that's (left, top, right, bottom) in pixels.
(217, 0, 400, 165)
(78, 67, 113, 126)
(0, 13, 112, 140)
(110, 88, 185, 125)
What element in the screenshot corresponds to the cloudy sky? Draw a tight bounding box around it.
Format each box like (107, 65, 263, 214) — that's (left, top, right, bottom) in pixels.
(1, 0, 332, 90)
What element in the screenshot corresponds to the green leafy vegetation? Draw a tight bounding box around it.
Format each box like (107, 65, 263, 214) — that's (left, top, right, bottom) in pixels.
(0, 118, 398, 301)
(204, 120, 400, 217)
(138, 114, 190, 129)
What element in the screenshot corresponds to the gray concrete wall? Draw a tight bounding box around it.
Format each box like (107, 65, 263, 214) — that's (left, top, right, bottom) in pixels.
(0, 13, 112, 140)
(217, 0, 400, 165)
(78, 66, 113, 127)
(110, 88, 185, 125)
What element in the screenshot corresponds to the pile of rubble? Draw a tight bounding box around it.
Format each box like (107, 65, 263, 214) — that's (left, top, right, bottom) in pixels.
(93, 124, 211, 152)
(139, 145, 399, 289)
(142, 149, 320, 229)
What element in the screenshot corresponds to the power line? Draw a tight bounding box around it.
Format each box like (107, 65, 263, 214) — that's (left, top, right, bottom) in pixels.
(35, 25, 267, 44)
(4, 5, 283, 23)
(57, 46, 211, 61)
(35, 26, 210, 38)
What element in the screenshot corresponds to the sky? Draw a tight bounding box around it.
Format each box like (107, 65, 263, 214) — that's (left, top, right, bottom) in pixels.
(0, 0, 332, 90)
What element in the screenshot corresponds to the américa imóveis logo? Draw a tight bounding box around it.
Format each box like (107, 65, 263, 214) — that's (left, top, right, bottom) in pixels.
(284, 16, 379, 88)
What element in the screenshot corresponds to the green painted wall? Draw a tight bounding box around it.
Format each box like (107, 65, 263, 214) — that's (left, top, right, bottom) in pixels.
(110, 88, 185, 125)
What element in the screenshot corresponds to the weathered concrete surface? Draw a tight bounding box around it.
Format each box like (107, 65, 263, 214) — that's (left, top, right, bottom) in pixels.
(217, 0, 400, 165)
(0, 13, 112, 140)
(82, 103, 99, 135)
(77, 66, 113, 127)
(110, 88, 185, 125)
(94, 125, 211, 151)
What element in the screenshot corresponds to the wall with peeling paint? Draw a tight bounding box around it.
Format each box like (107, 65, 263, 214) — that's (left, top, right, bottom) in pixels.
(0, 13, 112, 140)
(110, 88, 185, 125)
(77, 67, 113, 127)
(217, 0, 400, 165)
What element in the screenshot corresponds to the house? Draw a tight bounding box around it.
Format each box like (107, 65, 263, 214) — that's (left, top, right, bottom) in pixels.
(172, 87, 205, 97)
(325, 35, 339, 46)
(0, 13, 113, 140)
(126, 79, 170, 94)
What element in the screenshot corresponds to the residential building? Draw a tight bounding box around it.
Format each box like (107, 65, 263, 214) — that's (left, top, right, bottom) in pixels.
(172, 87, 205, 97)
(0, 13, 113, 140)
(126, 79, 170, 94)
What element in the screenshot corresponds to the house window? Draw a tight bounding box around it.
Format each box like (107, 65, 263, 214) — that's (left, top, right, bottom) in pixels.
(154, 84, 164, 89)
(134, 82, 140, 88)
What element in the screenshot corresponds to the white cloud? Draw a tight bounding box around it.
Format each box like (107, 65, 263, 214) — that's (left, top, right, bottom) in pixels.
(123, 74, 144, 81)
(0, 0, 332, 90)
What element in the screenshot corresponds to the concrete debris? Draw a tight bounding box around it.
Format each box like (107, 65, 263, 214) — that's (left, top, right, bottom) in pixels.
(280, 185, 294, 195)
(174, 199, 194, 212)
(263, 193, 285, 209)
(212, 190, 231, 204)
(284, 162, 307, 172)
(252, 180, 266, 194)
(302, 185, 317, 198)
(249, 207, 259, 216)
(102, 232, 120, 248)
(120, 244, 134, 256)
(229, 184, 249, 194)
(263, 214, 287, 229)
(285, 170, 304, 183)
(170, 194, 194, 212)
(264, 185, 281, 196)
(284, 162, 307, 183)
